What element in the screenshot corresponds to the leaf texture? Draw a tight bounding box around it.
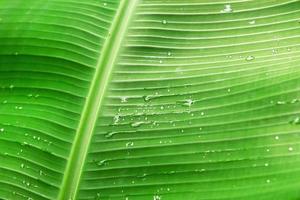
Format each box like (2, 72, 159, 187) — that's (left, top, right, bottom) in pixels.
(1, 0, 300, 200)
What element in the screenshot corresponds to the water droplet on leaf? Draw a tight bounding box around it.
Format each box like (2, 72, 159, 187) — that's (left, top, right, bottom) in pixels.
(113, 115, 120, 124)
(126, 141, 134, 147)
(153, 195, 161, 200)
(120, 96, 128, 103)
(276, 101, 286, 105)
(291, 99, 299, 104)
(290, 116, 300, 125)
(131, 121, 146, 127)
(181, 99, 194, 107)
(221, 4, 233, 13)
(245, 56, 255, 61)
(97, 159, 107, 166)
(248, 20, 256, 25)
(105, 132, 116, 138)
(264, 163, 269, 167)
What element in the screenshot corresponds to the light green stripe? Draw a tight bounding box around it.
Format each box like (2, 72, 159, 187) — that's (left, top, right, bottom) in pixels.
(57, 1, 139, 199)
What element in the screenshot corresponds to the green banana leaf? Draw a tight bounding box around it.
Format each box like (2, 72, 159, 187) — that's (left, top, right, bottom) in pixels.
(1, 0, 300, 199)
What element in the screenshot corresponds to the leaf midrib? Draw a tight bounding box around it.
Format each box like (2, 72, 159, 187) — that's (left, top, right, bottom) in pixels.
(57, 1, 139, 199)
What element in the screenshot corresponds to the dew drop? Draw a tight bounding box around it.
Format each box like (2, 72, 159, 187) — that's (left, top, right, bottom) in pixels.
(181, 99, 194, 107)
(2, 100, 7, 104)
(288, 147, 293, 151)
(120, 96, 128, 103)
(113, 115, 120, 124)
(162, 19, 167, 24)
(126, 141, 134, 147)
(0, 128, 4, 132)
(153, 195, 161, 200)
(275, 136, 279, 140)
(137, 173, 147, 178)
(264, 163, 269, 167)
(15, 106, 23, 110)
(291, 99, 299, 104)
(245, 56, 255, 61)
(167, 51, 171, 56)
(290, 116, 300, 125)
(221, 4, 233, 13)
(95, 192, 101, 200)
(143, 95, 151, 102)
(195, 168, 206, 173)
(97, 159, 107, 166)
(266, 179, 270, 183)
(20, 163, 25, 168)
(131, 121, 146, 127)
(144, 94, 162, 102)
(105, 132, 116, 138)
(248, 20, 256, 25)
(9, 84, 14, 89)
(272, 49, 277, 54)
(276, 101, 286, 105)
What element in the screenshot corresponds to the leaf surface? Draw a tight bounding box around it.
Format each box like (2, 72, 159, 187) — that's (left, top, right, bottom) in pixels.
(0, 0, 300, 200)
